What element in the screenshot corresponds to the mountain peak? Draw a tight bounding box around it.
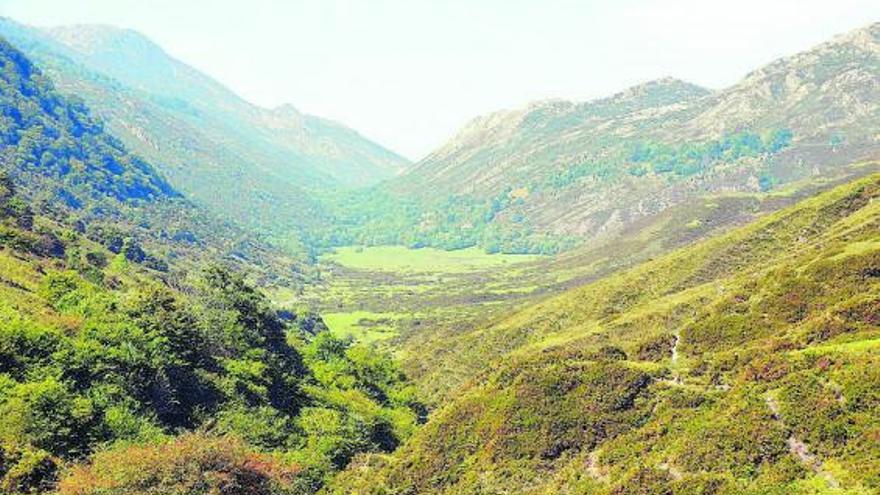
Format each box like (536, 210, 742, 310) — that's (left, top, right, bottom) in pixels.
(833, 20, 880, 47)
(742, 21, 879, 83)
(269, 103, 304, 118)
(47, 24, 165, 58)
(601, 77, 712, 109)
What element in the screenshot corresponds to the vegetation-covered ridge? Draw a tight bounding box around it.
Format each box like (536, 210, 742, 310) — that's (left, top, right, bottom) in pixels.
(329, 172, 880, 494)
(314, 128, 797, 254)
(0, 36, 175, 206)
(0, 34, 313, 288)
(2, 19, 877, 259)
(0, 18, 410, 251)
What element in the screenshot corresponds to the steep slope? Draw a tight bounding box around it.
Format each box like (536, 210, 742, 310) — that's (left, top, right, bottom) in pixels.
(0, 35, 305, 284)
(0, 180, 422, 493)
(329, 171, 880, 495)
(0, 18, 409, 244)
(0, 40, 172, 197)
(684, 23, 880, 141)
(399, 77, 713, 196)
(405, 23, 878, 196)
(326, 23, 879, 254)
(0, 38, 423, 494)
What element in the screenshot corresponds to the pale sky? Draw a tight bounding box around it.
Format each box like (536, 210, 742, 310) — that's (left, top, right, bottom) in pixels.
(0, 0, 877, 160)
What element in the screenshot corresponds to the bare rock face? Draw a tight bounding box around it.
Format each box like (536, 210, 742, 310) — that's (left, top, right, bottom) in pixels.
(688, 22, 880, 141)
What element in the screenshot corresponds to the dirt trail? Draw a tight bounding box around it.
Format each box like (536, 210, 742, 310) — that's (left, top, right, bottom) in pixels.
(665, 332, 683, 386)
(765, 394, 840, 489)
(585, 451, 609, 482)
(670, 332, 680, 364)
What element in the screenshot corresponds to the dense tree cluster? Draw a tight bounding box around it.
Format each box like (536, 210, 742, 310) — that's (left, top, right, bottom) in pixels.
(0, 193, 423, 493)
(314, 187, 576, 255)
(0, 39, 175, 207)
(310, 129, 792, 256)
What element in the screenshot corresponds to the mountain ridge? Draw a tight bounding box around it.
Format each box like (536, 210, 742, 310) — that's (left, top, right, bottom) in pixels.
(0, 13, 878, 495)
(317, 21, 879, 256)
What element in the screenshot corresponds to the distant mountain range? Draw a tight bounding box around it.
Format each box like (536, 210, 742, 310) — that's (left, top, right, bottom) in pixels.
(0, 36, 306, 285)
(0, 17, 410, 242)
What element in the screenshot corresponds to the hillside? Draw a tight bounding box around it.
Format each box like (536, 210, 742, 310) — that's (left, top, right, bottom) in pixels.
(0, 176, 422, 493)
(0, 18, 409, 245)
(1, 12, 878, 495)
(403, 23, 879, 197)
(0, 35, 311, 287)
(319, 22, 879, 254)
(329, 171, 880, 495)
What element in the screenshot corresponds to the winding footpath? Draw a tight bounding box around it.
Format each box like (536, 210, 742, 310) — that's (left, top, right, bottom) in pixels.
(661, 332, 684, 386)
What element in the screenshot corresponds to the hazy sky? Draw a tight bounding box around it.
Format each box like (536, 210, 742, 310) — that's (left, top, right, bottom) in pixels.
(0, 0, 877, 159)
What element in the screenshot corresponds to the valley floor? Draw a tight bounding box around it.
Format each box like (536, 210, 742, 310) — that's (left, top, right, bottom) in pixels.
(289, 162, 880, 403)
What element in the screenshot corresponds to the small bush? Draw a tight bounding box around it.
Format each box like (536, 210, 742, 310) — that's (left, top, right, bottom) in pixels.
(56, 433, 303, 495)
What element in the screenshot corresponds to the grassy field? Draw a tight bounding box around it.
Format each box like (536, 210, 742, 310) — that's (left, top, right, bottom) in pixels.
(324, 246, 541, 273)
(302, 247, 548, 346)
(322, 310, 404, 344)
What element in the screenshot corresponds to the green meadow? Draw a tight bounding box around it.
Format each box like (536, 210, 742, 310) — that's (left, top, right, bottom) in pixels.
(324, 245, 541, 273)
(322, 310, 403, 343)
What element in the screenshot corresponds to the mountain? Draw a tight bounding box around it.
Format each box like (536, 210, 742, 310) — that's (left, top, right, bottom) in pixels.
(0, 36, 174, 205)
(399, 77, 713, 196)
(0, 12, 878, 495)
(404, 22, 879, 197)
(44, 23, 409, 184)
(329, 170, 880, 494)
(0, 18, 409, 244)
(0, 35, 311, 286)
(323, 23, 879, 255)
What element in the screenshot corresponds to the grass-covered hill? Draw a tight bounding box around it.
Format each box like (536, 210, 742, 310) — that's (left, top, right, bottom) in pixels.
(0, 18, 410, 248)
(328, 171, 880, 494)
(317, 23, 880, 255)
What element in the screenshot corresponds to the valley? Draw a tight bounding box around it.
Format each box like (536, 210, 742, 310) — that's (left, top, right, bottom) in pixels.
(0, 10, 877, 495)
(298, 160, 880, 405)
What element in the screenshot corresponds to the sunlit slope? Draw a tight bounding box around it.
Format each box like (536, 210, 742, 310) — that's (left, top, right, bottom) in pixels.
(0, 179, 424, 493)
(329, 172, 880, 494)
(401, 23, 878, 202)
